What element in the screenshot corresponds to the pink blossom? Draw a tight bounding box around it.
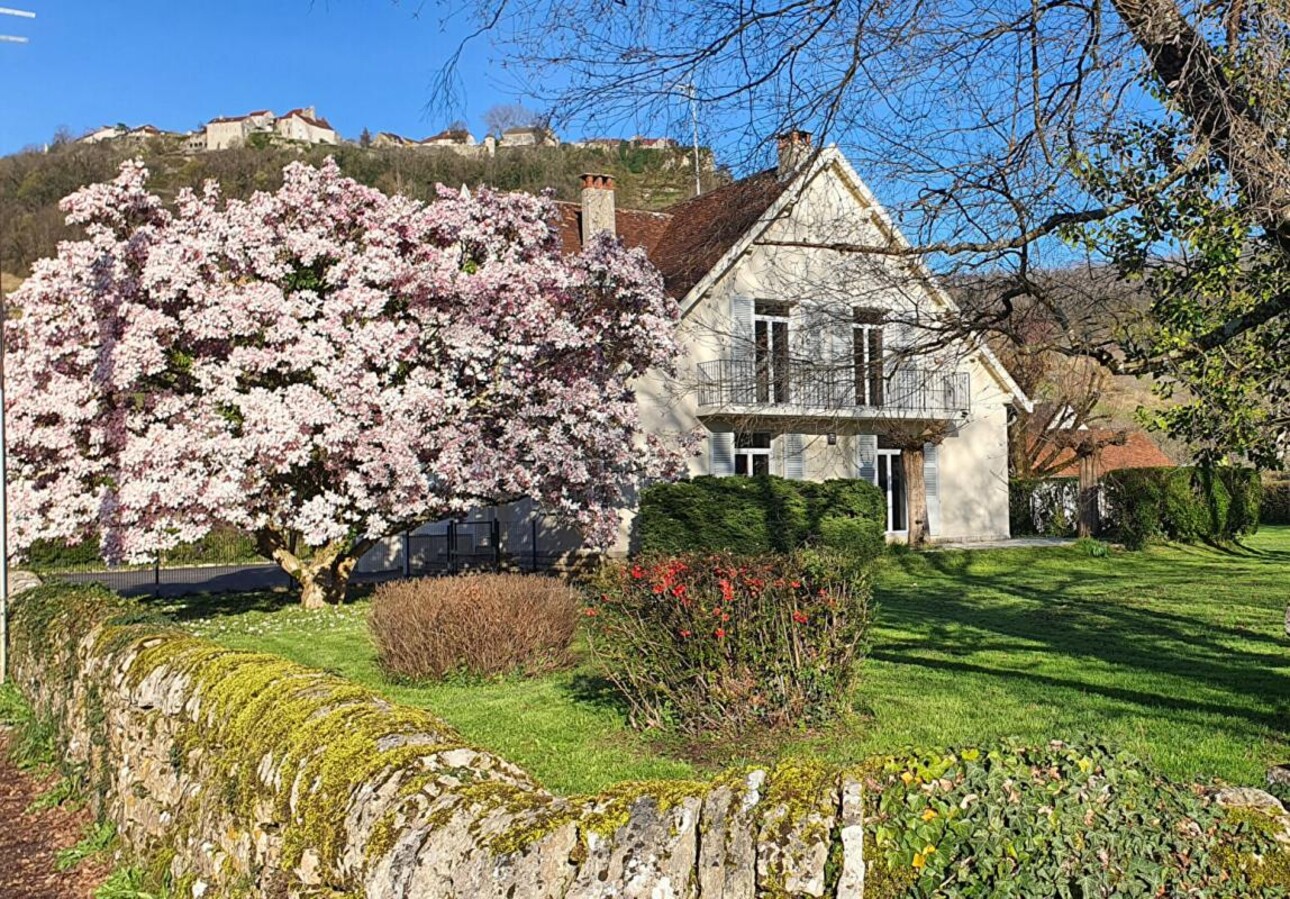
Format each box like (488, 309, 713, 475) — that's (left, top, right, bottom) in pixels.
(6, 159, 684, 563)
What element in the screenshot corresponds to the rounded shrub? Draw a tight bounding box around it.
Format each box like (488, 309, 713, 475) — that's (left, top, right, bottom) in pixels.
(1264, 480, 1290, 525)
(368, 574, 580, 680)
(584, 550, 874, 734)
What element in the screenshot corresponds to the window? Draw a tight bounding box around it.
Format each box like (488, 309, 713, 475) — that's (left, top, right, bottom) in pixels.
(755, 301, 791, 403)
(734, 431, 772, 476)
(853, 307, 884, 406)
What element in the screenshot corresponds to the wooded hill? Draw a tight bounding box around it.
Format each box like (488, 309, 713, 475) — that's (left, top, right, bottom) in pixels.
(0, 138, 726, 276)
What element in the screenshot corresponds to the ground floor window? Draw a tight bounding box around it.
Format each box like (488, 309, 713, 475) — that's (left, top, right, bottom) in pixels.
(875, 449, 907, 533)
(735, 431, 772, 476)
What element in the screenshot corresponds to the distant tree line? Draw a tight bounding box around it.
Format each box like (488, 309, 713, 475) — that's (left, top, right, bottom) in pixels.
(0, 138, 727, 276)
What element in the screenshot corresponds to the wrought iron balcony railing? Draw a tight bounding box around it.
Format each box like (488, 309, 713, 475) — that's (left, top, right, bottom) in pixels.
(696, 358, 971, 417)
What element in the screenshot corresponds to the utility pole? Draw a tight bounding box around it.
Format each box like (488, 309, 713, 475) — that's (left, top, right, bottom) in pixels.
(0, 5, 35, 684)
(678, 83, 702, 198)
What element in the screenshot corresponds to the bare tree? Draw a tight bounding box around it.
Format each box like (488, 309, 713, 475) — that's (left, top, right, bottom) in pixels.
(435, 0, 1290, 462)
(482, 102, 540, 136)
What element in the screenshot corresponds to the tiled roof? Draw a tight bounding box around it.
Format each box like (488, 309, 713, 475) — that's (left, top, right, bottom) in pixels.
(553, 203, 673, 257)
(1039, 429, 1175, 478)
(648, 169, 786, 298)
(282, 108, 334, 130)
(551, 168, 786, 298)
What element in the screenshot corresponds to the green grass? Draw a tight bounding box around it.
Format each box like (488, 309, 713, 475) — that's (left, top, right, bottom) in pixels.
(167, 528, 1290, 795)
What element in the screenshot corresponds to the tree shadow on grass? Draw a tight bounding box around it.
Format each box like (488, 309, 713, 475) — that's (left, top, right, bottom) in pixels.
(871, 546, 1290, 737)
(560, 671, 634, 717)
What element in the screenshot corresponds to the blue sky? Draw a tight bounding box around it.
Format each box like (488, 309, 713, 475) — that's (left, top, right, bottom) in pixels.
(0, 1, 555, 154)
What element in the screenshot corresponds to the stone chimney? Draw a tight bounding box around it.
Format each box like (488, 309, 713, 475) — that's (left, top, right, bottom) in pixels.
(776, 129, 812, 179)
(580, 173, 616, 243)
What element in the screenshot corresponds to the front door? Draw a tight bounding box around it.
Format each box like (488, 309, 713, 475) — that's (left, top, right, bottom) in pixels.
(876, 449, 907, 535)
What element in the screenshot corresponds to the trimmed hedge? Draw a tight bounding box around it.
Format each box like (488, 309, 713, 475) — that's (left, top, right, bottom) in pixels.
(1102, 466, 1261, 549)
(636, 475, 887, 561)
(1265, 481, 1290, 525)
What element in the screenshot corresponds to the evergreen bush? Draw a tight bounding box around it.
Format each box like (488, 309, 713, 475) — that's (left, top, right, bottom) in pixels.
(636, 476, 886, 562)
(1264, 480, 1290, 525)
(1102, 467, 1261, 549)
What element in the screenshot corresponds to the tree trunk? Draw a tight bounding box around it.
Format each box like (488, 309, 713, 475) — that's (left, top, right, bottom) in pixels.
(256, 529, 371, 609)
(1077, 451, 1100, 538)
(903, 445, 927, 547)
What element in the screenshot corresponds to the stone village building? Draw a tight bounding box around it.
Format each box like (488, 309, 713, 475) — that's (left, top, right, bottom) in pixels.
(358, 132, 1031, 571)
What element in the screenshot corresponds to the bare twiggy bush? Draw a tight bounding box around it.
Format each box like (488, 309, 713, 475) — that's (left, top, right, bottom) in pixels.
(369, 574, 580, 681)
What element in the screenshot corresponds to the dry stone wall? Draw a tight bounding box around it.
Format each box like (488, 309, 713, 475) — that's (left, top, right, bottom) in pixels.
(9, 581, 868, 898)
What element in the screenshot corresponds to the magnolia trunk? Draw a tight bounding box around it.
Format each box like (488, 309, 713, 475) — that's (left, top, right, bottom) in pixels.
(257, 530, 366, 609)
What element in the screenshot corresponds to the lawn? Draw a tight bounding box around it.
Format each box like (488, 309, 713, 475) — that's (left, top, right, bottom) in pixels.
(167, 528, 1290, 796)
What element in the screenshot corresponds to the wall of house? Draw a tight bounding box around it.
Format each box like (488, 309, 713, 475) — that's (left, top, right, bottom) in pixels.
(205, 121, 247, 150)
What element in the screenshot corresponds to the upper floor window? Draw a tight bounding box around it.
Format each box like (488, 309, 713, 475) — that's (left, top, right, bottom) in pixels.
(754, 301, 791, 403)
(734, 431, 772, 476)
(853, 307, 885, 406)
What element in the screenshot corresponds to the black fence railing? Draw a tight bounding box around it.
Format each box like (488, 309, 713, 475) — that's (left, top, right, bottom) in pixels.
(37, 514, 582, 598)
(696, 358, 971, 416)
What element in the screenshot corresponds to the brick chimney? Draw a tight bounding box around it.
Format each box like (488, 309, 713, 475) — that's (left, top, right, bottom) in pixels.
(580, 173, 616, 244)
(776, 129, 812, 179)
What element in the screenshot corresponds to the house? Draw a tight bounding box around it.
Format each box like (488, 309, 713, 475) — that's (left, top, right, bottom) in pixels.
(373, 131, 415, 148)
(275, 107, 338, 145)
(79, 125, 127, 144)
(357, 131, 1030, 572)
(421, 127, 476, 147)
(500, 125, 557, 147)
(634, 136, 678, 149)
(205, 110, 274, 150)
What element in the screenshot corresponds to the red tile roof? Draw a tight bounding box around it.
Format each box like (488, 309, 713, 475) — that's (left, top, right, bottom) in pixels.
(1039, 429, 1175, 478)
(552, 169, 786, 298)
(553, 203, 673, 257)
(648, 169, 785, 298)
(281, 108, 334, 130)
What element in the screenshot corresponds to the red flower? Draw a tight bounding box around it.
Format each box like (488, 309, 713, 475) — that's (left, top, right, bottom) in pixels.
(583, 607, 599, 617)
(671, 584, 687, 598)
(630, 565, 646, 579)
(718, 579, 735, 603)
(791, 580, 802, 588)
(714, 627, 727, 639)
(792, 610, 809, 624)
(679, 629, 692, 639)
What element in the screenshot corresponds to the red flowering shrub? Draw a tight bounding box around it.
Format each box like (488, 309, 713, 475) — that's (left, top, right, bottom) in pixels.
(585, 550, 873, 733)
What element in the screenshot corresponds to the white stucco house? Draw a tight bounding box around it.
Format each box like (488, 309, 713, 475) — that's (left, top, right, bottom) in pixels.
(275, 107, 338, 146)
(357, 133, 1030, 572)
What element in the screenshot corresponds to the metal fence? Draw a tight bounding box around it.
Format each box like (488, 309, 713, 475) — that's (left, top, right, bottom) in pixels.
(36, 514, 581, 598)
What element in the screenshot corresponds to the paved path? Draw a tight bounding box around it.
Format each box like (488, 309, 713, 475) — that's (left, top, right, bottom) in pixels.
(927, 536, 1078, 551)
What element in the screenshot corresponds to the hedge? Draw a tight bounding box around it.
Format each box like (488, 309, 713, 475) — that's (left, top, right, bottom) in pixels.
(1102, 466, 1262, 549)
(1265, 481, 1290, 525)
(1009, 478, 1079, 537)
(636, 476, 886, 561)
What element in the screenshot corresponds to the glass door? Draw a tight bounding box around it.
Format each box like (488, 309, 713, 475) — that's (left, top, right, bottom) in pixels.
(876, 449, 907, 534)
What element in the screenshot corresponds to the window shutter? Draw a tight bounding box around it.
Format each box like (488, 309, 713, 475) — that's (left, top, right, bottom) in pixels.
(924, 443, 941, 535)
(856, 434, 878, 484)
(710, 430, 736, 477)
(730, 295, 756, 403)
(784, 433, 806, 480)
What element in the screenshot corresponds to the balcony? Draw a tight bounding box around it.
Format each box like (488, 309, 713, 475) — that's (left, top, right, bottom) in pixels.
(695, 358, 971, 419)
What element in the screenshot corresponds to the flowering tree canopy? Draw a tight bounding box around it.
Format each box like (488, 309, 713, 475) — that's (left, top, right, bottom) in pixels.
(6, 159, 684, 606)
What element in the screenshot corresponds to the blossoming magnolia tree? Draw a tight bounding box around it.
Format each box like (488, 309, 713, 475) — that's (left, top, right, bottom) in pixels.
(6, 159, 684, 607)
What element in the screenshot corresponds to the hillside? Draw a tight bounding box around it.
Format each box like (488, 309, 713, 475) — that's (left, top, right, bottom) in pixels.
(0, 138, 727, 276)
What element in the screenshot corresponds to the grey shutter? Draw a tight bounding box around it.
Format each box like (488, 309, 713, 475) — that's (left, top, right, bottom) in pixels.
(730, 295, 756, 403)
(710, 430, 736, 477)
(831, 309, 854, 407)
(924, 443, 941, 535)
(784, 433, 806, 480)
(856, 434, 878, 484)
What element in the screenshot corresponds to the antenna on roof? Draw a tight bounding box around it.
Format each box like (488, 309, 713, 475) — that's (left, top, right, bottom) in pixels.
(677, 83, 702, 198)
(0, 4, 34, 685)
